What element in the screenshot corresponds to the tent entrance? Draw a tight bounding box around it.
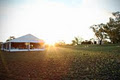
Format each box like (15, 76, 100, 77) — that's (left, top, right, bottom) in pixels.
(9, 42, 44, 51)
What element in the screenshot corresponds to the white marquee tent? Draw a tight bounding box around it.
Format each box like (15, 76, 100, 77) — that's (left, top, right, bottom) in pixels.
(1, 34, 45, 52)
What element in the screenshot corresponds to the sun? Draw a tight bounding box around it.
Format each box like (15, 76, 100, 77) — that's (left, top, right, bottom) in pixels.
(45, 40, 55, 46)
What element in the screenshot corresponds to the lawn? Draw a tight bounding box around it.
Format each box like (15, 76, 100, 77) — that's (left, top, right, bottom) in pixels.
(0, 45, 120, 80)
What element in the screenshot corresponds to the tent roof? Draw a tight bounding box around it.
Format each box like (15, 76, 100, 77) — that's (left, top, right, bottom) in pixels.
(7, 34, 44, 43)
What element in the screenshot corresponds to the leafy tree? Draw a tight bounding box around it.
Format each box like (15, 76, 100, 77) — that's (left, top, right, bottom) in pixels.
(72, 40, 76, 45)
(90, 23, 107, 45)
(112, 11, 120, 21)
(72, 36, 83, 45)
(6, 36, 15, 42)
(91, 11, 120, 44)
(103, 12, 120, 43)
(55, 40, 66, 46)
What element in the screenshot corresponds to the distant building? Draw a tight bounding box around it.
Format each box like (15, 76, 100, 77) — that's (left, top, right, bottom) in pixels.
(1, 34, 45, 52)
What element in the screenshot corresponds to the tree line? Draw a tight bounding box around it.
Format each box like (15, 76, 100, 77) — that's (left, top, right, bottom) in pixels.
(90, 11, 120, 45)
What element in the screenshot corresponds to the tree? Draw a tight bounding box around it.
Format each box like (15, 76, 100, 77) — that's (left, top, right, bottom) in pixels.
(6, 36, 15, 42)
(72, 40, 76, 45)
(112, 11, 120, 21)
(72, 36, 83, 45)
(90, 23, 107, 45)
(90, 11, 120, 44)
(55, 40, 66, 46)
(103, 12, 120, 43)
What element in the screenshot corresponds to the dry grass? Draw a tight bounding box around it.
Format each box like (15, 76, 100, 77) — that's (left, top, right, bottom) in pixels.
(0, 45, 120, 80)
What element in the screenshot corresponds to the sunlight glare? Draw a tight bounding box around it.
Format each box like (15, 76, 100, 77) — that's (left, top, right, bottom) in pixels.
(45, 39, 55, 46)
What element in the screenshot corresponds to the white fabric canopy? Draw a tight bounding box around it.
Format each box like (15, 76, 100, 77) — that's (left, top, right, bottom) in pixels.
(8, 34, 44, 43)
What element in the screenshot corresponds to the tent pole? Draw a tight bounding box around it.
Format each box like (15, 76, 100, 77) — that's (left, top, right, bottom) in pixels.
(6, 43, 7, 51)
(9, 42, 11, 52)
(28, 42, 30, 51)
(1, 43, 3, 50)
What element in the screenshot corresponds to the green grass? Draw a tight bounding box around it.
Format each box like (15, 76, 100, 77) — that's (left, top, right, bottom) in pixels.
(0, 45, 120, 80)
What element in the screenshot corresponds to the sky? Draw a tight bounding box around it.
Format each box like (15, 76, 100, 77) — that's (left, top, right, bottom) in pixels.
(0, 0, 120, 44)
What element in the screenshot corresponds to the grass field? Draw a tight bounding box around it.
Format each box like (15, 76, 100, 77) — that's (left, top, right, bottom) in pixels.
(0, 44, 120, 80)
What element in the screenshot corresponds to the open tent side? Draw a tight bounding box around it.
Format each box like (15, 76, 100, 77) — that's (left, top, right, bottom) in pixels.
(1, 34, 45, 52)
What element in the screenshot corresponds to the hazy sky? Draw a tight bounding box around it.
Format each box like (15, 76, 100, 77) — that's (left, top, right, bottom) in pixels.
(0, 0, 120, 44)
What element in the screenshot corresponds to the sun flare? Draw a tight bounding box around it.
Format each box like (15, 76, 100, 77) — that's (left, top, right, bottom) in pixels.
(45, 40, 55, 46)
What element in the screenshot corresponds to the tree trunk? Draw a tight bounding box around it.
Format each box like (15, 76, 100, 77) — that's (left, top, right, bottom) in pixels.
(99, 39, 102, 45)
